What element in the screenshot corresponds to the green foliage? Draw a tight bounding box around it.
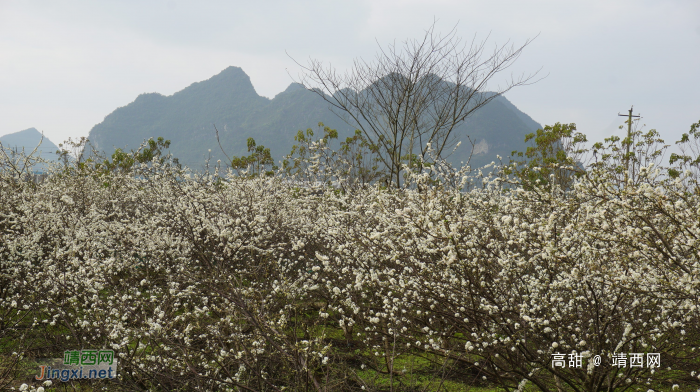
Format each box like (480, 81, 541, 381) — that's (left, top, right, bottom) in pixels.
(91, 136, 178, 175)
(505, 118, 678, 192)
(230, 137, 277, 178)
(506, 122, 587, 190)
(285, 122, 339, 170)
(669, 119, 700, 190)
(587, 124, 669, 189)
(339, 129, 386, 187)
(48, 136, 182, 192)
(283, 123, 386, 189)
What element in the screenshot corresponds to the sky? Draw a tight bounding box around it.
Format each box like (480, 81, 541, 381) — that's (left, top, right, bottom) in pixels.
(1, 0, 699, 155)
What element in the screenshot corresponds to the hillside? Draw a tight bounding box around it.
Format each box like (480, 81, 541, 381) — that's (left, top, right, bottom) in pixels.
(88, 66, 541, 171)
(0, 127, 60, 172)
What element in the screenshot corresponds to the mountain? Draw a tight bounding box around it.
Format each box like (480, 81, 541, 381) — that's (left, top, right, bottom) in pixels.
(0, 128, 60, 172)
(88, 66, 541, 171)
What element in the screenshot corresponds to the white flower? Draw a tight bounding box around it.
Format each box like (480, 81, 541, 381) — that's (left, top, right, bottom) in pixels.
(60, 195, 74, 205)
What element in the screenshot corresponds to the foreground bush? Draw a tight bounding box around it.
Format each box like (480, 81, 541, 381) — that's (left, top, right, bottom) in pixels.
(1, 129, 700, 391)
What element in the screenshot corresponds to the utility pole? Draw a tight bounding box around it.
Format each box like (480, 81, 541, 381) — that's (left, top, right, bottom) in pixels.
(618, 106, 640, 186)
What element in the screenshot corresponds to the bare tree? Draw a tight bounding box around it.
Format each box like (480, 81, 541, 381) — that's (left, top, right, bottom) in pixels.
(293, 22, 540, 187)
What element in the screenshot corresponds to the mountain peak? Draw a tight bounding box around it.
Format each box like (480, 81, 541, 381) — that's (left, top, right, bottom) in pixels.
(2, 127, 41, 139)
(134, 92, 166, 102)
(283, 83, 305, 93)
(0, 127, 61, 171)
(1, 127, 57, 149)
(207, 66, 255, 88)
(272, 83, 306, 99)
(219, 66, 247, 77)
(171, 65, 261, 101)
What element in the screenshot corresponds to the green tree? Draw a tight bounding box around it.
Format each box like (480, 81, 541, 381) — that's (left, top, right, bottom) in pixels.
(338, 129, 386, 188)
(230, 137, 277, 178)
(507, 122, 587, 190)
(588, 124, 669, 189)
(669, 119, 700, 191)
(283, 123, 386, 190)
(92, 136, 177, 174)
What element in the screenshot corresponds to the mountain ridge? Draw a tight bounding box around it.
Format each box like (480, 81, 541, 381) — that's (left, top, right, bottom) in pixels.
(88, 66, 542, 171)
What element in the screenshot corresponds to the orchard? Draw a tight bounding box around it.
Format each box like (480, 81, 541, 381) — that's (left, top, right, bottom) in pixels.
(2, 121, 700, 391)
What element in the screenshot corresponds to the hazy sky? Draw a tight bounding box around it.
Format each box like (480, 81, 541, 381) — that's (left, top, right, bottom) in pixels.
(1, 0, 698, 152)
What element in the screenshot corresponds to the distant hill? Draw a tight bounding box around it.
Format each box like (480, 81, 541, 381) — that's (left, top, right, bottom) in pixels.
(88, 66, 541, 171)
(0, 128, 60, 172)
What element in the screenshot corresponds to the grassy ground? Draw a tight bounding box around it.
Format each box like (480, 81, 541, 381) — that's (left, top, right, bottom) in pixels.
(4, 352, 512, 392)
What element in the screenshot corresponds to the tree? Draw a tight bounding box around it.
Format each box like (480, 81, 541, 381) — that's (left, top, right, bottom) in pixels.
(86, 136, 178, 175)
(669, 119, 700, 192)
(587, 122, 669, 190)
(282, 123, 386, 190)
(230, 137, 277, 178)
(294, 22, 539, 187)
(507, 123, 588, 191)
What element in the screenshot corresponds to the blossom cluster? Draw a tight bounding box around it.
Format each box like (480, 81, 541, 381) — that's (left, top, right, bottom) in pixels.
(1, 140, 699, 391)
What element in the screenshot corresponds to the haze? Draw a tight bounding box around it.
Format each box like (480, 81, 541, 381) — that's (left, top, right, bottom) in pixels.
(1, 0, 698, 151)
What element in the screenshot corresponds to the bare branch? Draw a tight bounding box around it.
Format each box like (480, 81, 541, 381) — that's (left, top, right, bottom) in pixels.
(290, 21, 539, 187)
